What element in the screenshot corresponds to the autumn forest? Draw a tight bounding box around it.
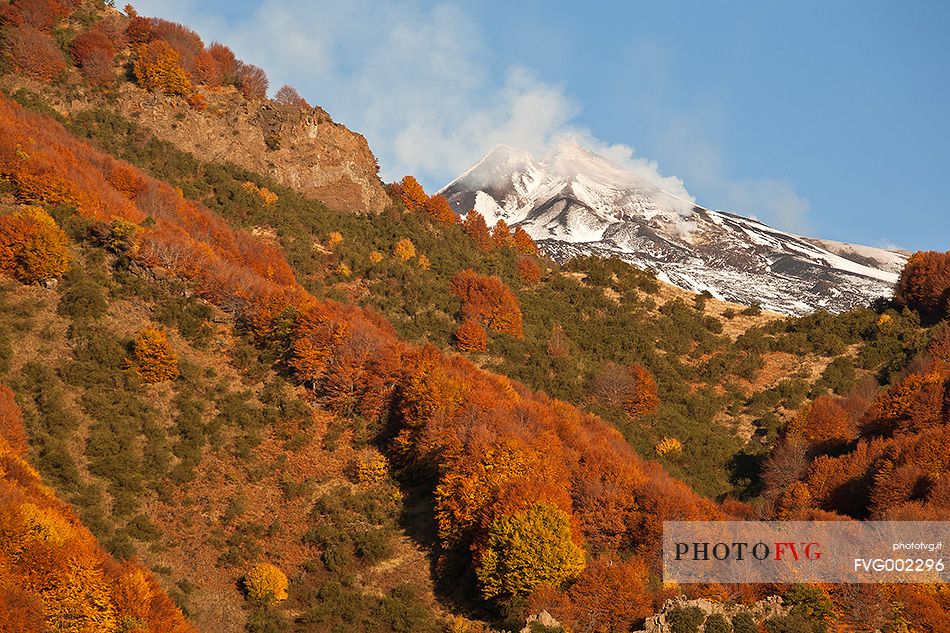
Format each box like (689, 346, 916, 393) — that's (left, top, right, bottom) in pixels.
(0, 1, 947, 632)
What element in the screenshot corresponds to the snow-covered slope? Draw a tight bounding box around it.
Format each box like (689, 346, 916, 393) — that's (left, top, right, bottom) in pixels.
(440, 143, 905, 315)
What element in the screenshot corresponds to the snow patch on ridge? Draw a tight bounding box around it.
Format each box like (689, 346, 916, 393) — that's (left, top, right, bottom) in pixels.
(441, 143, 906, 316)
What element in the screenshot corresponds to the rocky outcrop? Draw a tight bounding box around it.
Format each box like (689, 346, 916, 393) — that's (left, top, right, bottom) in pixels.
(637, 595, 787, 633)
(519, 611, 563, 632)
(115, 85, 390, 214)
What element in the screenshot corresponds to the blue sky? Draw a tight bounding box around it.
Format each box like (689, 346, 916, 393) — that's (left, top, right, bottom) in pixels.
(132, 0, 950, 250)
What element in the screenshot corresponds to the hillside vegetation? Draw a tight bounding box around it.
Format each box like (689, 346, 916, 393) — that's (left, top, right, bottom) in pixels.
(0, 2, 948, 632)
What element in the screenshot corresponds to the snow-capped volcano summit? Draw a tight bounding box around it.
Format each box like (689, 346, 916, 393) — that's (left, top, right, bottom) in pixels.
(440, 143, 906, 315)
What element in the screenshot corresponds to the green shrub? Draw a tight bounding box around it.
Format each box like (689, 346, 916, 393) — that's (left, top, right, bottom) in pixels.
(106, 530, 136, 560)
(783, 585, 833, 632)
(815, 357, 856, 394)
(58, 272, 108, 320)
(155, 295, 214, 348)
(732, 611, 758, 633)
(0, 327, 10, 375)
(221, 494, 248, 525)
(218, 522, 266, 567)
(668, 606, 705, 633)
(304, 485, 400, 575)
(321, 540, 355, 573)
(353, 527, 393, 564)
(704, 613, 733, 633)
(171, 391, 206, 481)
(245, 605, 291, 633)
(10, 88, 66, 124)
(374, 584, 441, 633)
(764, 614, 818, 633)
(125, 513, 162, 541)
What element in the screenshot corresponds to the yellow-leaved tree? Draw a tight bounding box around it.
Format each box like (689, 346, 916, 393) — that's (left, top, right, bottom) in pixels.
(475, 503, 585, 601)
(133, 40, 193, 96)
(244, 563, 289, 603)
(394, 238, 416, 261)
(0, 206, 70, 283)
(129, 326, 179, 383)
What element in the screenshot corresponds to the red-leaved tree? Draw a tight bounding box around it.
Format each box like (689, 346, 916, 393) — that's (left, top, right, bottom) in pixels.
(895, 250, 950, 325)
(7, 27, 66, 80)
(236, 62, 268, 100)
(450, 269, 523, 337)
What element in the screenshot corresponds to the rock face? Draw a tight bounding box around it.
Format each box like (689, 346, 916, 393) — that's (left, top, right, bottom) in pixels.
(441, 143, 908, 315)
(637, 595, 788, 633)
(115, 85, 390, 214)
(520, 610, 563, 633)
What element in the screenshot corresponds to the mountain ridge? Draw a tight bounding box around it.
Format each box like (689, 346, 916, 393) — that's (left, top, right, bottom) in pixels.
(440, 142, 905, 315)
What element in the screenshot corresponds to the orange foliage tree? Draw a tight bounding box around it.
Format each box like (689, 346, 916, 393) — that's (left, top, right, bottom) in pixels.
(788, 395, 855, 450)
(0, 384, 27, 455)
(133, 40, 193, 96)
(123, 5, 153, 44)
(289, 303, 350, 386)
(69, 26, 116, 85)
(463, 210, 492, 251)
(274, 84, 309, 108)
(895, 250, 950, 325)
(207, 42, 238, 84)
(424, 194, 457, 225)
(192, 49, 222, 85)
(454, 319, 488, 353)
(863, 367, 946, 437)
(129, 326, 179, 383)
(777, 481, 815, 518)
(77, 46, 115, 86)
(513, 226, 538, 255)
(517, 255, 541, 285)
(433, 438, 564, 548)
(450, 269, 523, 337)
(625, 364, 660, 416)
(150, 19, 203, 72)
(531, 553, 654, 633)
(929, 323, 950, 363)
(801, 360, 950, 524)
(397, 175, 428, 211)
(491, 219, 515, 248)
(5, 0, 67, 31)
(0, 206, 70, 284)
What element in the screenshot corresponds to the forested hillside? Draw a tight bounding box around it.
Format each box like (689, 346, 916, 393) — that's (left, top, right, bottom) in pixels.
(0, 1, 947, 632)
